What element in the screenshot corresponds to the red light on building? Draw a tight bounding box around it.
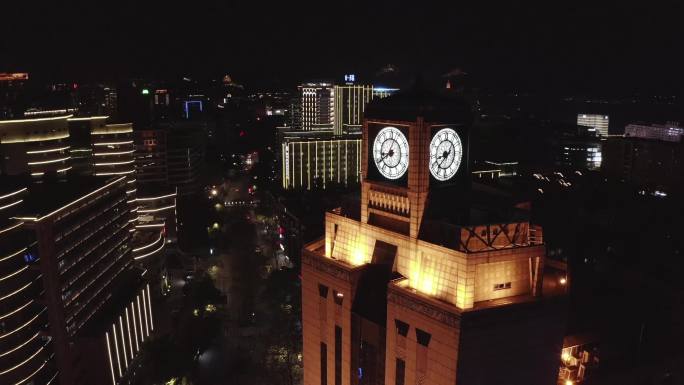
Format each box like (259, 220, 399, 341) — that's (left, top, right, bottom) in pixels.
(239, 131, 246, 137)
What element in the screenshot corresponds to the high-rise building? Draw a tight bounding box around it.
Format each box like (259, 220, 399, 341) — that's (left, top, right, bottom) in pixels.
(0, 181, 57, 385)
(12, 176, 148, 385)
(0, 114, 72, 178)
(300, 82, 335, 131)
(333, 85, 397, 135)
(625, 122, 684, 143)
(281, 130, 362, 190)
(301, 89, 567, 385)
(577, 114, 609, 137)
(602, 135, 684, 193)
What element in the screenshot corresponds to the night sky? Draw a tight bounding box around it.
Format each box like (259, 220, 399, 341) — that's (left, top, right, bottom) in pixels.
(1, 1, 682, 93)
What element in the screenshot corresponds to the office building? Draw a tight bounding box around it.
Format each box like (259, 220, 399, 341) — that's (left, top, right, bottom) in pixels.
(0, 181, 57, 385)
(333, 85, 397, 135)
(625, 122, 684, 143)
(602, 135, 684, 193)
(0, 72, 30, 119)
(0, 114, 72, 178)
(13, 176, 144, 385)
(577, 114, 609, 137)
(281, 130, 362, 190)
(300, 82, 335, 131)
(301, 89, 567, 385)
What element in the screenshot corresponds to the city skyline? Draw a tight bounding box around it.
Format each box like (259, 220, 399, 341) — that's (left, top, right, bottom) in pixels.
(1, 2, 683, 94)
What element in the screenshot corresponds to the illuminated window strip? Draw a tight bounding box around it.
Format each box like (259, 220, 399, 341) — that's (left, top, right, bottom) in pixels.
(136, 193, 176, 201)
(0, 279, 34, 302)
(136, 297, 144, 343)
(0, 114, 73, 124)
(130, 302, 139, 351)
(105, 332, 117, 385)
(26, 146, 70, 154)
(27, 156, 70, 165)
(0, 343, 46, 375)
(45, 371, 59, 385)
(146, 284, 154, 331)
(126, 189, 137, 195)
(0, 188, 27, 200)
(138, 204, 175, 213)
(112, 324, 122, 377)
(133, 231, 163, 252)
(0, 222, 23, 235)
(119, 317, 128, 369)
(142, 290, 150, 337)
(93, 141, 133, 146)
(95, 170, 135, 176)
(134, 240, 165, 260)
(0, 299, 33, 321)
(2, 134, 69, 144)
(135, 223, 164, 229)
(0, 265, 28, 282)
(57, 166, 72, 173)
(92, 128, 133, 135)
(0, 309, 44, 339)
(94, 160, 135, 166)
(68, 115, 108, 121)
(0, 331, 39, 358)
(10, 353, 52, 385)
(94, 150, 135, 156)
(0, 199, 22, 211)
(127, 179, 136, 184)
(125, 308, 134, 359)
(30, 172, 44, 177)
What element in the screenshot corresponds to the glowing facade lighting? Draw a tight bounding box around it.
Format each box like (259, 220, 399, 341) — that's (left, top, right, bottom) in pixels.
(119, 317, 128, 368)
(125, 308, 134, 359)
(0, 344, 45, 375)
(56, 166, 72, 173)
(27, 156, 70, 165)
(132, 231, 163, 252)
(0, 114, 72, 124)
(146, 284, 154, 331)
(0, 309, 43, 339)
(136, 193, 176, 201)
(0, 188, 27, 200)
(95, 170, 135, 176)
(0, 222, 23, 235)
(138, 205, 175, 213)
(26, 146, 70, 154)
(112, 324, 122, 376)
(136, 297, 144, 342)
(131, 303, 139, 351)
(94, 150, 135, 156)
(93, 140, 133, 146)
(141, 290, 150, 337)
(0, 199, 22, 211)
(0, 265, 28, 281)
(0, 280, 32, 301)
(0, 247, 27, 263)
(94, 160, 134, 166)
(0, 331, 39, 357)
(0, 300, 33, 321)
(105, 332, 117, 385)
(67, 116, 109, 121)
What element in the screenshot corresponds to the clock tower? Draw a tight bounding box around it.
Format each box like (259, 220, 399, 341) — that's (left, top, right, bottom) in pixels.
(300, 85, 567, 385)
(361, 89, 472, 239)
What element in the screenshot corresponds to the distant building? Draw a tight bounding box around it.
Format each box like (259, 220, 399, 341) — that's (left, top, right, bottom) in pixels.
(0, 72, 29, 119)
(602, 135, 684, 193)
(625, 122, 683, 143)
(577, 114, 609, 137)
(333, 84, 396, 135)
(281, 130, 361, 190)
(300, 82, 334, 131)
(0, 114, 72, 177)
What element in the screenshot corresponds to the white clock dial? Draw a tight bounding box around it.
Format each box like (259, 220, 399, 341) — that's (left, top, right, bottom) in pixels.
(373, 126, 409, 180)
(429, 128, 463, 181)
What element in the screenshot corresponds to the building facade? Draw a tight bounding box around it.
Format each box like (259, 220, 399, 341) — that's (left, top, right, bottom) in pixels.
(300, 83, 335, 131)
(624, 122, 684, 143)
(301, 90, 567, 385)
(0, 182, 57, 385)
(281, 131, 362, 190)
(0, 115, 72, 178)
(14, 176, 140, 385)
(577, 114, 609, 137)
(333, 85, 397, 136)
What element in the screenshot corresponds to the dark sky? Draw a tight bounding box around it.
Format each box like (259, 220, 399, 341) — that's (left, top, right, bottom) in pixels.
(1, 1, 682, 93)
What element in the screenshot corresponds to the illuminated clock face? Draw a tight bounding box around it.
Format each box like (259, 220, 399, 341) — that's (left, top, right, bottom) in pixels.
(373, 126, 409, 180)
(429, 128, 463, 181)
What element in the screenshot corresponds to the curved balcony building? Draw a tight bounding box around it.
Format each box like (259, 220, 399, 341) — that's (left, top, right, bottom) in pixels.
(0, 182, 57, 385)
(0, 115, 72, 178)
(91, 123, 135, 179)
